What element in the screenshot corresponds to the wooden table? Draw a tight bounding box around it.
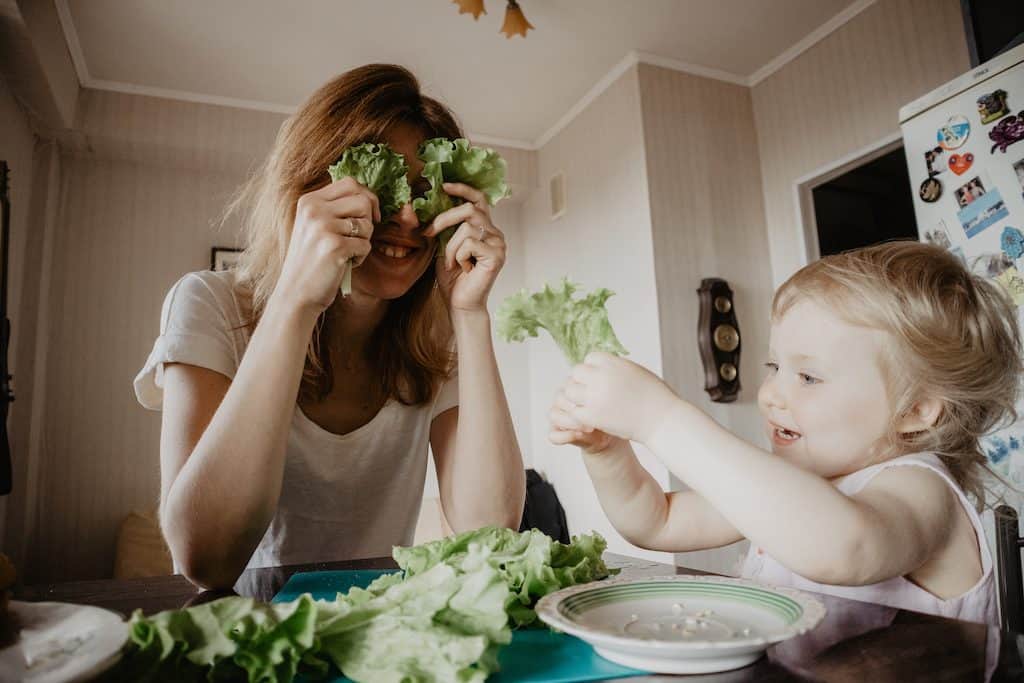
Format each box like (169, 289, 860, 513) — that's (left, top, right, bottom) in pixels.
(19, 553, 1024, 681)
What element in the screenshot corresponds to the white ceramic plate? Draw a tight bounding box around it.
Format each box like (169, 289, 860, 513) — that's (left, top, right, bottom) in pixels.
(0, 601, 129, 683)
(536, 575, 826, 675)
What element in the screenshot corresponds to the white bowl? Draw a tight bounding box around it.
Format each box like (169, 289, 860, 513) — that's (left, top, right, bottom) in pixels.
(536, 574, 826, 675)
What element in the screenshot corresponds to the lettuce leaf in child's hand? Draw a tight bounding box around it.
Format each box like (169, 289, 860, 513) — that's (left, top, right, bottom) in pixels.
(413, 138, 510, 255)
(497, 278, 629, 364)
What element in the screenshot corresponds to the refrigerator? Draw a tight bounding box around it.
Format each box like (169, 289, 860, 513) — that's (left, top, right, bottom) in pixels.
(899, 42, 1024, 510)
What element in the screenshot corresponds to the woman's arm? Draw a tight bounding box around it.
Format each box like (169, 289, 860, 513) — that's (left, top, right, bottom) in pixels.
(160, 298, 318, 589)
(430, 309, 525, 532)
(426, 182, 525, 532)
(160, 178, 379, 589)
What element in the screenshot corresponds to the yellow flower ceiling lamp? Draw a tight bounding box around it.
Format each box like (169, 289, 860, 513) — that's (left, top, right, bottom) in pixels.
(452, 0, 534, 38)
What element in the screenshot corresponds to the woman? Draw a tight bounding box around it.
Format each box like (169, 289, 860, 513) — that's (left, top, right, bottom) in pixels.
(134, 64, 525, 590)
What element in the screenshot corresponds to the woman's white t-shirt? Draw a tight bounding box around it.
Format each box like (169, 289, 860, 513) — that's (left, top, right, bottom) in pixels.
(134, 270, 458, 570)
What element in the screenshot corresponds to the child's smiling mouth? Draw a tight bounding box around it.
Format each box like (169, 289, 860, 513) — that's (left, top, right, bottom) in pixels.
(768, 421, 802, 447)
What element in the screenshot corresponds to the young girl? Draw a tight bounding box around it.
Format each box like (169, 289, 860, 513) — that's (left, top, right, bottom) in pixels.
(549, 241, 1021, 625)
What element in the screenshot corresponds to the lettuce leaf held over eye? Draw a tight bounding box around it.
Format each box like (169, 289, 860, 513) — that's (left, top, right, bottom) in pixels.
(326, 139, 508, 296)
(328, 143, 411, 296)
(496, 279, 629, 364)
(328, 143, 411, 218)
(413, 138, 510, 255)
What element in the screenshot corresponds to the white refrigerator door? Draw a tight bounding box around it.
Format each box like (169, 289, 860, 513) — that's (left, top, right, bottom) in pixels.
(900, 44, 1024, 555)
(901, 43, 1024, 262)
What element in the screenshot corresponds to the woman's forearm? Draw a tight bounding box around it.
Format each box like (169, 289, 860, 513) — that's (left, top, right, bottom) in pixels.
(443, 310, 525, 531)
(162, 294, 318, 587)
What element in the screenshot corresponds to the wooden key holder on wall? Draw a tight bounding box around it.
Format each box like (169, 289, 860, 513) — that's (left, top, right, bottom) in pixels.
(697, 278, 740, 403)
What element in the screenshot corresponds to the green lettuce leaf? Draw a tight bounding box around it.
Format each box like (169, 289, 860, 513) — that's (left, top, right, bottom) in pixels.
(496, 279, 629, 364)
(412, 138, 510, 255)
(393, 526, 616, 628)
(120, 594, 324, 683)
(327, 143, 412, 296)
(119, 527, 611, 682)
(327, 143, 411, 218)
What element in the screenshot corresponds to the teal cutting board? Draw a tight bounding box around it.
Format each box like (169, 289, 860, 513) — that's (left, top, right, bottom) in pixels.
(273, 569, 644, 682)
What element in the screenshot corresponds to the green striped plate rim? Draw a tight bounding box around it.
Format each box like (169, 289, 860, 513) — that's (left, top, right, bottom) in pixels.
(559, 581, 803, 623)
(536, 575, 826, 648)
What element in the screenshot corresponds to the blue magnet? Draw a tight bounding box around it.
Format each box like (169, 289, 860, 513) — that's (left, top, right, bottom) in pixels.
(1001, 226, 1024, 260)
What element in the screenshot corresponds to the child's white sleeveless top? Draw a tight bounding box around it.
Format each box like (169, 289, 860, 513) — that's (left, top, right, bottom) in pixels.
(740, 452, 998, 625)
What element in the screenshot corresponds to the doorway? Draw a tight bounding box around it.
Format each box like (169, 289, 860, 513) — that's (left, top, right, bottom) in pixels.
(811, 146, 919, 258)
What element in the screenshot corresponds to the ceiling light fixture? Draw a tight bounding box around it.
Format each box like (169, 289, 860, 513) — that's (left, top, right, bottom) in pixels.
(452, 0, 534, 39)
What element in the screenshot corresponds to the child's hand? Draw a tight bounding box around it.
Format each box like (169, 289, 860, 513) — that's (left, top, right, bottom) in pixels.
(548, 388, 617, 454)
(562, 352, 678, 444)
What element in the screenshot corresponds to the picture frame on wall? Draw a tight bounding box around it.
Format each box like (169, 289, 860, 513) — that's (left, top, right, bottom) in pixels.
(211, 246, 242, 272)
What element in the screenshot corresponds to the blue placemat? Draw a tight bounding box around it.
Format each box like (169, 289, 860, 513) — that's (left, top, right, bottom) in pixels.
(273, 569, 644, 682)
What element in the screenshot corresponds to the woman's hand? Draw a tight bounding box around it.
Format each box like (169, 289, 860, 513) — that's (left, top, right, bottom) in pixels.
(426, 182, 506, 314)
(562, 352, 680, 444)
(274, 177, 381, 315)
(549, 387, 618, 454)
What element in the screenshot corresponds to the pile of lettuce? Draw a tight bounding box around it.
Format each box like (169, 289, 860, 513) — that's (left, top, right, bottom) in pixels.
(117, 527, 613, 683)
(496, 279, 628, 364)
(327, 138, 509, 295)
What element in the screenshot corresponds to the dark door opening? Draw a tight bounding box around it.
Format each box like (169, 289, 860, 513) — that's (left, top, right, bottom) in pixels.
(812, 147, 918, 258)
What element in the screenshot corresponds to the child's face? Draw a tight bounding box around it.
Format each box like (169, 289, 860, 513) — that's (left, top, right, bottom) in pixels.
(758, 298, 893, 479)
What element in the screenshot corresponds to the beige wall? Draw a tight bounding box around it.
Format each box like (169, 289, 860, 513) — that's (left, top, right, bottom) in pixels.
(752, 0, 971, 286)
(638, 63, 772, 573)
(521, 64, 674, 564)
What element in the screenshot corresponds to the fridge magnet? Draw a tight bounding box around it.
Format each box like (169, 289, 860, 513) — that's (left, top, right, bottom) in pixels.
(950, 246, 967, 266)
(957, 188, 1009, 239)
(919, 177, 943, 203)
(995, 267, 1024, 306)
(924, 146, 946, 176)
(977, 90, 1010, 125)
(1001, 226, 1024, 260)
(937, 115, 970, 150)
(1013, 158, 1024, 198)
(989, 113, 1024, 154)
(953, 176, 986, 208)
(947, 152, 973, 175)
(924, 221, 952, 249)
(971, 251, 1013, 279)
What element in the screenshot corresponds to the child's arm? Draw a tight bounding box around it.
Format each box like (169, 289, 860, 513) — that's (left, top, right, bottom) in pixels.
(549, 395, 743, 552)
(646, 405, 956, 585)
(564, 353, 957, 586)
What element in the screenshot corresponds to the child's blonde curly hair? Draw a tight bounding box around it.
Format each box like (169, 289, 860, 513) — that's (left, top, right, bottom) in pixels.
(773, 241, 1022, 507)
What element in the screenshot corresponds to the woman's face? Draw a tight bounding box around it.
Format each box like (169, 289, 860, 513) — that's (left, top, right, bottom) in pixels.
(351, 123, 436, 300)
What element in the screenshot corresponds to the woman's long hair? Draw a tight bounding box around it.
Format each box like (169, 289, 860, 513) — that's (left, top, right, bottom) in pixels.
(226, 64, 460, 405)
